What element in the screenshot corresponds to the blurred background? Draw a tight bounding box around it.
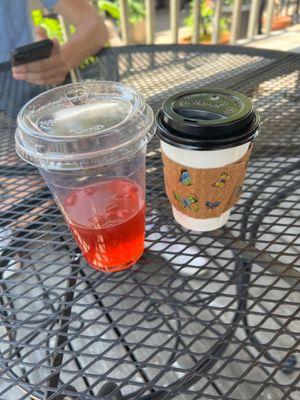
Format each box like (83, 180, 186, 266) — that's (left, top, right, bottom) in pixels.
(28, 0, 300, 67)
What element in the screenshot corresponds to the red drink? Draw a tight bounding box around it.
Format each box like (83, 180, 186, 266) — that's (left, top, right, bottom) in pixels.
(63, 179, 145, 272)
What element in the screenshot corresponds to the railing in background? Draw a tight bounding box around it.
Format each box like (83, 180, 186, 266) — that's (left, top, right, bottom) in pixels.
(145, 0, 155, 44)
(212, 0, 222, 44)
(265, 0, 276, 35)
(120, 0, 130, 45)
(115, 0, 299, 46)
(230, 0, 243, 43)
(247, 0, 261, 39)
(192, 0, 201, 44)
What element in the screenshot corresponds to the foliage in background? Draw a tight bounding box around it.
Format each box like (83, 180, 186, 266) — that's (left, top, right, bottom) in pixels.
(184, 0, 226, 37)
(31, 9, 64, 43)
(31, 9, 95, 69)
(98, 0, 145, 24)
(184, 0, 250, 39)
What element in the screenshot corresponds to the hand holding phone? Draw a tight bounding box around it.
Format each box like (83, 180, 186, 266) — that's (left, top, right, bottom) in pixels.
(11, 39, 54, 66)
(12, 30, 67, 86)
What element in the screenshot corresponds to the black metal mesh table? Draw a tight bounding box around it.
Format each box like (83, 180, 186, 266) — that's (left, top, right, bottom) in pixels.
(0, 45, 299, 400)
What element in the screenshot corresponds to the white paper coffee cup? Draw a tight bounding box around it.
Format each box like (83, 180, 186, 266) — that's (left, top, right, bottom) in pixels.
(156, 88, 260, 232)
(161, 140, 251, 231)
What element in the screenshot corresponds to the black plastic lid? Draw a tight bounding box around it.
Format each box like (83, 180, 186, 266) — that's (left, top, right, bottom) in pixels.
(156, 88, 260, 150)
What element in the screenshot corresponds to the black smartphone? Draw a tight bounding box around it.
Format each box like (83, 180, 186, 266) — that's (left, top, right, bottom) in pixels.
(11, 39, 54, 66)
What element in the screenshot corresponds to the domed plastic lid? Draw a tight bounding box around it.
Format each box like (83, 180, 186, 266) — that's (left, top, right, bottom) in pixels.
(156, 88, 260, 150)
(15, 81, 154, 170)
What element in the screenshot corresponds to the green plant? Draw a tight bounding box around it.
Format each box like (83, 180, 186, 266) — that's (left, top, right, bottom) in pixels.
(31, 9, 65, 44)
(31, 9, 96, 69)
(98, 0, 145, 25)
(98, 0, 120, 20)
(128, 0, 145, 24)
(184, 0, 232, 38)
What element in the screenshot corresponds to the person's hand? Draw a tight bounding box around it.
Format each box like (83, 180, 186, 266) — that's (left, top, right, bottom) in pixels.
(12, 27, 67, 85)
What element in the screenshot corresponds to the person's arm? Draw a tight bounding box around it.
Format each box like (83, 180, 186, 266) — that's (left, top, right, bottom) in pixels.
(12, 0, 108, 85)
(54, 0, 108, 71)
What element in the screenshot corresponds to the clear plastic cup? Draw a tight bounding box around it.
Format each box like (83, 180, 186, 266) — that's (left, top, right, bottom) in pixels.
(15, 81, 154, 272)
(156, 88, 260, 232)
